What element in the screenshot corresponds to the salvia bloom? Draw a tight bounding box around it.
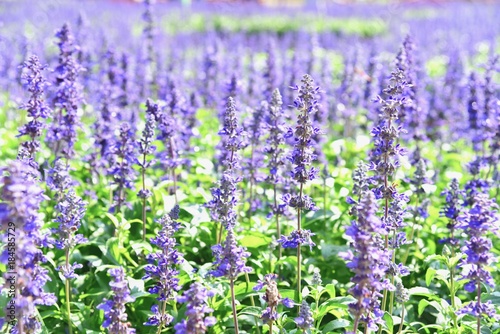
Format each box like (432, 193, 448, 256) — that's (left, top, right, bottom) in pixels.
(278, 74, 320, 249)
(17, 55, 52, 159)
(49, 159, 87, 278)
(244, 101, 267, 183)
(217, 97, 245, 170)
(48, 23, 84, 160)
(456, 194, 498, 321)
(137, 112, 157, 200)
(143, 207, 183, 327)
(264, 89, 291, 219)
(0, 160, 56, 333)
(253, 274, 294, 324)
(107, 122, 137, 212)
(341, 191, 393, 332)
(206, 172, 240, 229)
(295, 300, 314, 330)
(97, 267, 136, 334)
(174, 282, 217, 334)
(466, 72, 482, 149)
(440, 178, 465, 247)
(210, 226, 252, 279)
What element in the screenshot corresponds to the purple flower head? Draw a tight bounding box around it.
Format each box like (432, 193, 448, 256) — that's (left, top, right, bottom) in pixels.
(244, 101, 268, 186)
(107, 122, 137, 212)
(277, 229, 315, 250)
(174, 282, 216, 334)
(1, 160, 57, 332)
(440, 178, 464, 246)
(206, 171, 240, 229)
(340, 191, 394, 330)
(265, 89, 287, 185)
(210, 226, 252, 280)
(143, 207, 184, 309)
(217, 97, 246, 170)
(48, 23, 85, 160)
(288, 74, 321, 185)
(17, 55, 52, 160)
(295, 300, 314, 330)
(456, 194, 498, 298)
(97, 267, 135, 333)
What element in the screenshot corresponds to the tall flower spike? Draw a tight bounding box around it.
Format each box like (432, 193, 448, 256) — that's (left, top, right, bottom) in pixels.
(210, 226, 252, 279)
(143, 206, 184, 330)
(217, 97, 245, 171)
(278, 74, 321, 303)
(456, 194, 499, 326)
(0, 160, 56, 333)
(107, 122, 137, 213)
(48, 23, 84, 161)
(440, 178, 464, 248)
(174, 282, 217, 334)
(97, 267, 136, 334)
(295, 300, 314, 331)
(17, 55, 52, 161)
(341, 191, 393, 332)
(137, 112, 157, 240)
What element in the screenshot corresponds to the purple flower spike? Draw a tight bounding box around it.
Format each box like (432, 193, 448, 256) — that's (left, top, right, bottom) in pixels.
(174, 282, 216, 334)
(97, 267, 135, 334)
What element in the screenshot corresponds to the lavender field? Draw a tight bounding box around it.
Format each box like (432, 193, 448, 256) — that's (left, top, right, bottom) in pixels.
(0, 0, 499, 333)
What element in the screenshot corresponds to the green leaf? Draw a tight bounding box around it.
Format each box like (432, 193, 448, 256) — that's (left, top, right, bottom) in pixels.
(383, 312, 393, 334)
(408, 287, 440, 301)
(322, 319, 350, 333)
(418, 299, 430, 317)
(425, 267, 436, 286)
(240, 232, 272, 248)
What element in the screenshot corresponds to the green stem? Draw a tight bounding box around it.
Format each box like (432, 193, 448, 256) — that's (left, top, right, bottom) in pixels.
(244, 273, 261, 334)
(141, 165, 147, 242)
(398, 304, 405, 334)
(65, 248, 73, 334)
(477, 281, 481, 334)
(230, 278, 240, 334)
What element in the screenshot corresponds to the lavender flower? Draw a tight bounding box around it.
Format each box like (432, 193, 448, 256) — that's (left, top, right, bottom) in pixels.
(217, 97, 245, 171)
(341, 191, 393, 332)
(137, 113, 157, 199)
(210, 226, 252, 279)
(17, 55, 52, 160)
(0, 160, 56, 333)
(97, 267, 135, 334)
(48, 23, 84, 160)
(51, 186, 87, 276)
(295, 300, 314, 330)
(456, 194, 499, 324)
(253, 274, 294, 326)
(440, 178, 465, 247)
(174, 282, 217, 334)
(206, 172, 240, 230)
(107, 123, 137, 213)
(143, 207, 183, 328)
(278, 74, 320, 250)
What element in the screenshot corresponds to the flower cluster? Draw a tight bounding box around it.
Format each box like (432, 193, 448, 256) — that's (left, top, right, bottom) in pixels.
(174, 282, 217, 334)
(107, 122, 137, 212)
(341, 191, 393, 332)
(278, 74, 320, 249)
(217, 97, 246, 170)
(440, 178, 464, 247)
(295, 300, 314, 330)
(206, 172, 240, 230)
(17, 55, 52, 160)
(137, 112, 157, 200)
(97, 267, 136, 334)
(210, 227, 252, 280)
(0, 160, 56, 333)
(143, 207, 184, 327)
(456, 194, 498, 320)
(48, 23, 84, 160)
(253, 274, 294, 324)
